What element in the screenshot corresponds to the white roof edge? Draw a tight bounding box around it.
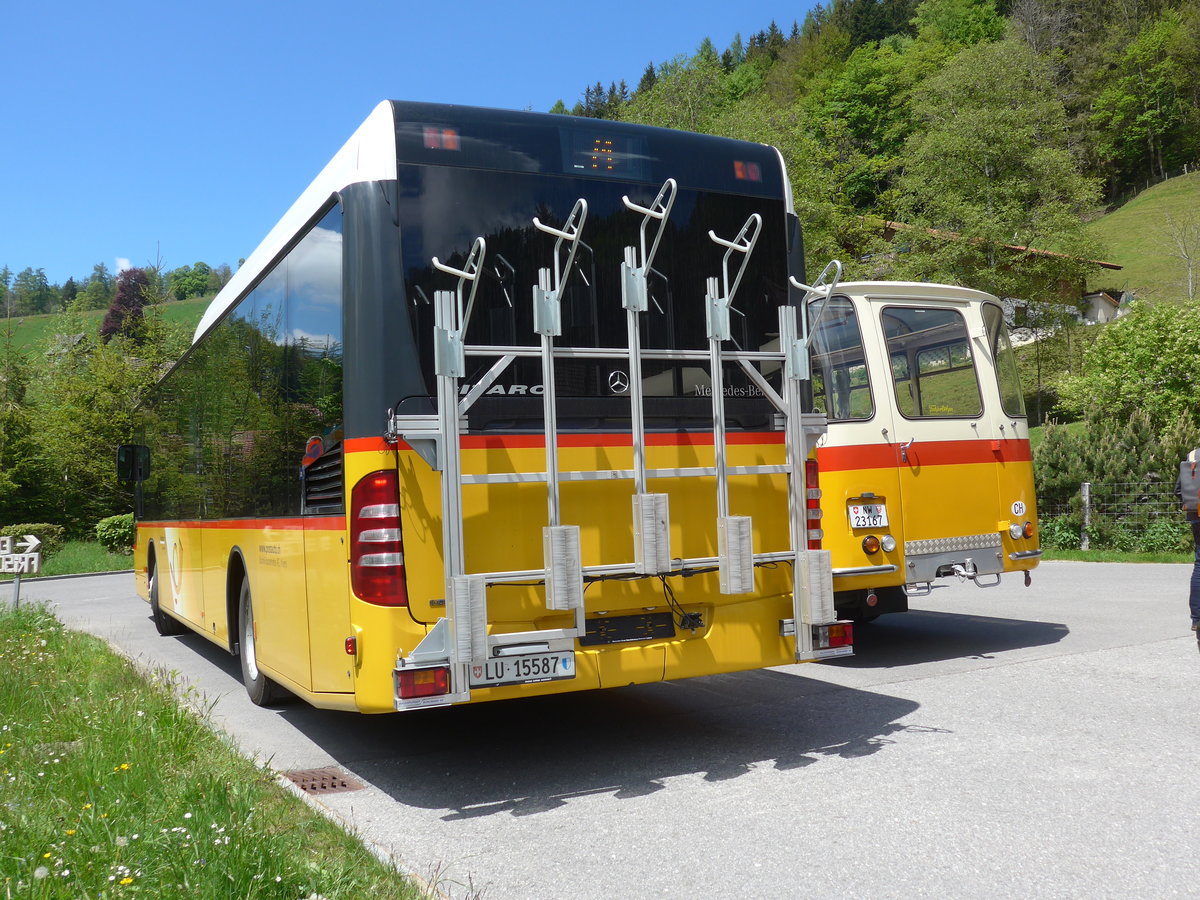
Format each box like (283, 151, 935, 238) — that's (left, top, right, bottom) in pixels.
(192, 100, 398, 343)
(770, 145, 795, 217)
(831, 280, 999, 302)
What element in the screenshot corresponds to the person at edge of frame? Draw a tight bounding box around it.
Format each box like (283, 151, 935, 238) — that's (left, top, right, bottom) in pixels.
(1174, 448, 1200, 635)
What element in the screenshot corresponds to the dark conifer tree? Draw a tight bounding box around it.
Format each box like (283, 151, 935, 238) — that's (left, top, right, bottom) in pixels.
(636, 62, 657, 94)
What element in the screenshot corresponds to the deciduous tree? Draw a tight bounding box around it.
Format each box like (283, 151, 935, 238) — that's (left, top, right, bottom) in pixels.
(1057, 298, 1200, 431)
(891, 38, 1103, 301)
(1091, 7, 1200, 184)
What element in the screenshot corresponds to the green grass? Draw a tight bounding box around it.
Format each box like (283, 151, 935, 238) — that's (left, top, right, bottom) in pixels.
(0, 603, 425, 899)
(1085, 171, 1200, 299)
(0, 542, 132, 585)
(40, 541, 132, 577)
(1042, 549, 1190, 564)
(1, 297, 210, 353)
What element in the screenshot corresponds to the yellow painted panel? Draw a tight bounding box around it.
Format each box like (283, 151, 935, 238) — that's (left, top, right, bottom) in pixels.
(160, 525, 205, 627)
(305, 523, 353, 693)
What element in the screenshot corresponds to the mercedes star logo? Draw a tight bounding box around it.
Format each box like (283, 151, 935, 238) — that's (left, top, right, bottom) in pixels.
(608, 370, 630, 394)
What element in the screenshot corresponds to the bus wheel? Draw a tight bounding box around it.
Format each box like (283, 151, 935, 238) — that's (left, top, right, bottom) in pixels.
(149, 560, 186, 636)
(238, 578, 285, 706)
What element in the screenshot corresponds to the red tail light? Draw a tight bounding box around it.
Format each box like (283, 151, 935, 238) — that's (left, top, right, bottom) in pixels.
(805, 458, 823, 550)
(350, 470, 408, 606)
(396, 665, 450, 699)
(813, 622, 853, 649)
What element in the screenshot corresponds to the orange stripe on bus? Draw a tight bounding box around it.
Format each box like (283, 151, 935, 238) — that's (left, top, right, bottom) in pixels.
(376, 431, 787, 452)
(818, 439, 1031, 471)
(137, 516, 344, 531)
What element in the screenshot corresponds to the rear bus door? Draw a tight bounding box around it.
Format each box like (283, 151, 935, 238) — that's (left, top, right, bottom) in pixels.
(872, 300, 1001, 579)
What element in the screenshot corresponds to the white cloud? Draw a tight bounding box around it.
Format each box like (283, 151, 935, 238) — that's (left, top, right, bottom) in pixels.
(115, 257, 132, 273)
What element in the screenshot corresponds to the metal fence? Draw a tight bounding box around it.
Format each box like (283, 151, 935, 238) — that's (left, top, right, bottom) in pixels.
(1038, 481, 1191, 553)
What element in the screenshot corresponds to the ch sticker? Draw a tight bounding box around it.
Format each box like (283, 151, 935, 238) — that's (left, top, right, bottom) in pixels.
(1011, 501, 1027, 516)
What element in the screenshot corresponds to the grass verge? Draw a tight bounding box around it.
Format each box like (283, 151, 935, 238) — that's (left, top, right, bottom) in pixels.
(1042, 549, 1190, 564)
(0, 602, 424, 898)
(36, 541, 132, 578)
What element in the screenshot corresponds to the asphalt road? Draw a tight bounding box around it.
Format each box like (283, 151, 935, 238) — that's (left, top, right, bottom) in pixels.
(17, 561, 1200, 899)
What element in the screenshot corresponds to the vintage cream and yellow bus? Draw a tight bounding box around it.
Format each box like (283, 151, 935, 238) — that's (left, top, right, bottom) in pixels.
(803, 281, 1041, 621)
(120, 100, 850, 713)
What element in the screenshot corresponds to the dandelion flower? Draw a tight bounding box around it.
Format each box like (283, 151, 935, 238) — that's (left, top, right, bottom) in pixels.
(120, 876, 134, 885)
(34, 866, 49, 880)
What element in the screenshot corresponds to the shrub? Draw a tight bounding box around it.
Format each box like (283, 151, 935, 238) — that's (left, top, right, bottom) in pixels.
(1138, 516, 1192, 554)
(1039, 513, 1082, 550)
(0, 522, 65, 558)
(95, 513, 135, 554)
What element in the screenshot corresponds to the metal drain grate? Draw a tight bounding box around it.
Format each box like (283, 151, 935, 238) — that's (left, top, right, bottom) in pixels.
(283, 767, 365, 795)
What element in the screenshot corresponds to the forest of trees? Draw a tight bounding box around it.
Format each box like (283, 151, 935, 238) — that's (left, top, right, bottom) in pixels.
(0, 259, 232, 319)
(3, 0, 1200, 544)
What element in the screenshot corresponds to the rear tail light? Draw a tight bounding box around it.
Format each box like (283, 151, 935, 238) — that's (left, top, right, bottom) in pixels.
(395, 665, 450, 699)
(805, 458, 824, 550)
(351, 470, 408, 606)
(813, 622, 853, 650)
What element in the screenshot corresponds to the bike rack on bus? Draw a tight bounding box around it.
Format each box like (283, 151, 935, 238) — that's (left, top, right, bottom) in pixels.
(391, 182, 842, 709)
(622, 178, 676, 574)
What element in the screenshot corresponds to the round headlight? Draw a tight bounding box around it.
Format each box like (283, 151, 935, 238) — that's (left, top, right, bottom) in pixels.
(1009, 523, 1023, 540)
(880, 534, 897, 553)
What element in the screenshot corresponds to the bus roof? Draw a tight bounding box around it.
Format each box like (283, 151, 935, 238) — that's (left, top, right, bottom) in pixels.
(829, 281, 1000, 304)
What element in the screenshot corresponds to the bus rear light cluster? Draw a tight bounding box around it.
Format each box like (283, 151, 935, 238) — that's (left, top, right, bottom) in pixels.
(351, 470, 409, 606)
(804, 458, 824, 550)
(813, 622, 853, 650)
(862, 534, 897, 554)
(395, 665, 450, 699)
(1008, 521, 1036, 540)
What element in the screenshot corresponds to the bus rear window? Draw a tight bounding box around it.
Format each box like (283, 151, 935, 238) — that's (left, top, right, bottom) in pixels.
(882, 306, 982, 419)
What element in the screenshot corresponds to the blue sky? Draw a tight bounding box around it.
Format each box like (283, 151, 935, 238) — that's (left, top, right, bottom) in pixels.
(2, 0, 816, 288)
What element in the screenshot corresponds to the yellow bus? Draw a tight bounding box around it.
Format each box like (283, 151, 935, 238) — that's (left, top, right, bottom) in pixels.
(804, 281, 1041, 621)
(120, 100, 850, 713)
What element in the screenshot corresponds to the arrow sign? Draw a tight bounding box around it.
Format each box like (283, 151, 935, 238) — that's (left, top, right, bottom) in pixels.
(17, 535, 40, 553)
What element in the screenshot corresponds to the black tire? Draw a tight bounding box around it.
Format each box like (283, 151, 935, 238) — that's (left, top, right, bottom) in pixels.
(149, 559, 186, 636)
(237, 578, 285, 706)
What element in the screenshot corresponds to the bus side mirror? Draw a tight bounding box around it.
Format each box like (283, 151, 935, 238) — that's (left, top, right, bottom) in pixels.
(116, 445, 151, 483)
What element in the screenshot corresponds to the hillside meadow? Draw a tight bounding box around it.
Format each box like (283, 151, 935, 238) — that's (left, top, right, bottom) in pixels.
(1085, 171, 1200, 299)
